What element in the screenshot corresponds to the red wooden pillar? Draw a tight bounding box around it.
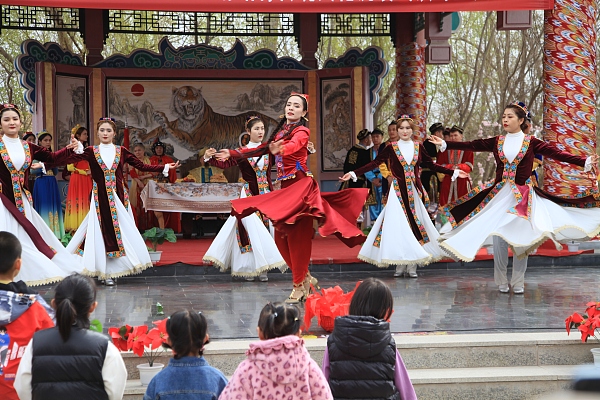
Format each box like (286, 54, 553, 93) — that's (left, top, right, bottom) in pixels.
(542, 0, 597, 196)
(81, 9, 107, 66)
(296, 14, 319, 69)
(393, 13, 427, 140)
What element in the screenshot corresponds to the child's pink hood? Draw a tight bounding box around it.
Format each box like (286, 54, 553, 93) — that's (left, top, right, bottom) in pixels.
(246, 335, 309, 385)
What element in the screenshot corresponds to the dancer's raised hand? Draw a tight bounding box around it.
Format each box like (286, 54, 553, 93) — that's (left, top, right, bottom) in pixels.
(339, 172, 353, 182)
(66, 135, 79, 149)
(215, 149, 230, 161)
(269, 139, 284, 155)
(166, 161, 180, 170)
(428, 135, 443, 146)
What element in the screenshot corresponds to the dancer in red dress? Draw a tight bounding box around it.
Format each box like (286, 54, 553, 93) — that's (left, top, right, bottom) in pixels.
(436, 125, 473, 206)
(149, 140, 181, 232)
(64, 125, 93, 233)
(216, 93, 369, 303)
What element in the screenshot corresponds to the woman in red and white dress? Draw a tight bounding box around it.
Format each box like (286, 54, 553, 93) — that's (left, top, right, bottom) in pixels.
(65, 118, 179, 285)
(429, 102, 600, 294)
(202, 116, 286, 281)
(215, 94, 369, 303)
(340, 116, 466, 277)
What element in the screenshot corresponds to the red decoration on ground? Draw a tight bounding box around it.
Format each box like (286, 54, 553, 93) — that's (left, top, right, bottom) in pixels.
(303, 282, 360, 332)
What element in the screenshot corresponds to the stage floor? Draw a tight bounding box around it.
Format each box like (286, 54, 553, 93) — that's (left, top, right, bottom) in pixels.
(35, 266, 600, 340)
(156, 235, 592, 266)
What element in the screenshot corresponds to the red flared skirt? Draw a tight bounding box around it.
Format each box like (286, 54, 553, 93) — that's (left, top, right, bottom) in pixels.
(230, 174, 369, 248)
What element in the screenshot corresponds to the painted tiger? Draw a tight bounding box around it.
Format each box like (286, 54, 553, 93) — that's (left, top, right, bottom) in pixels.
(139, 86, 279, 152)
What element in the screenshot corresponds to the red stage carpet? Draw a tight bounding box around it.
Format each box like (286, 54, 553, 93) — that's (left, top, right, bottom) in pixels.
(156, 235, 592, 266)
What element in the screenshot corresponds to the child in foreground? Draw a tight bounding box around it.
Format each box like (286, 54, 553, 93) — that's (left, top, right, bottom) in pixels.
(14, 273, 127, 400)
(219, 302, 332, 400)
(323, 278, 417, 400)
(0, 231, 54, 400)
(144, 310, 228, 400)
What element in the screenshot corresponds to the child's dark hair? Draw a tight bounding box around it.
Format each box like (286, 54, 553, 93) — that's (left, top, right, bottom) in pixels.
(165, 310, 208, 359)
(0, 231, 21, 274)
(349, 278, 394, 321)
(266, 94, 308, 144)
(258, 302, 301, 340)
(54, 273, 97, 342)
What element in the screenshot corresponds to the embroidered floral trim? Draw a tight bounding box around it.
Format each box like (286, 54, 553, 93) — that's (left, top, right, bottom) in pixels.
(373, 223, 383, 247)
(391, 142, 429, 244)
(0, 138, 32, 215)
(93, 146, 125, 258)
(250, 154, 271, 195)
(235, 225, 253, 254)
(445, 135, 533, 228)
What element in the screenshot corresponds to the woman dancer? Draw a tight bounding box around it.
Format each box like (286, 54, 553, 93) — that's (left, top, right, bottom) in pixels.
(428, 102, 600, 293)
(65, 118, 179, 285)
(64, 125, 93, 233)
(30, 131, 65, 240)
(203, 116, 286, 281)
(0, 104, 84, 285)
(215, 93, 368, 303)
(340, 116, 466, 276)
(128, 142, 152, 231)
(149, 140, 180, 232)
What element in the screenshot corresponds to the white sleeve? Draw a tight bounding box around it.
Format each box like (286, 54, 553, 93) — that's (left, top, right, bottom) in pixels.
(450, 169, 460, 182)
(74, 140, 84, 154)
(439, 141, 447, 152)
(103, 342, 128, 400)
(584, 156, 593, 172)
(14, 339, 34, 400)
(40, 163, 47, 175)
(162, 165, 170, 177)
(349, 171, 357, 182)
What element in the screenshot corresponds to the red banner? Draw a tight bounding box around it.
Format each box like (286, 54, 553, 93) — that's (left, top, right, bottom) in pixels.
(3, 0, 554, 13)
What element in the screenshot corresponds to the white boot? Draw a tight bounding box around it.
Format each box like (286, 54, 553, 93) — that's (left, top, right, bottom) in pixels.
(394, 265, 406, 277)
(407, 265, 418, 278)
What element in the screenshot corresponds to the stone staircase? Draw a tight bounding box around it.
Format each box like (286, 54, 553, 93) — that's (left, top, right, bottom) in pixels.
(122, 332, 597, 400)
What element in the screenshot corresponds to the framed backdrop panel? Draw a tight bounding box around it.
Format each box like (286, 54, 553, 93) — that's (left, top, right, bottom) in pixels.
(107, 79, 303, 163)
(320, 77, 353, 172)
(55, 74, 88, 148)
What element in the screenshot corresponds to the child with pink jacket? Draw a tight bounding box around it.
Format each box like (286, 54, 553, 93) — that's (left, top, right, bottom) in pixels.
(219, 302, 332, 400)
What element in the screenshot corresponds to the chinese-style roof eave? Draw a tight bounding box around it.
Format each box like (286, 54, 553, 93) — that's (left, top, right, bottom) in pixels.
(1, 0, 555, 13)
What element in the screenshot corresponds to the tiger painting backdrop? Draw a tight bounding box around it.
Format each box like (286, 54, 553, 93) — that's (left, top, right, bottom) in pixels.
(107, 79, 303, 163)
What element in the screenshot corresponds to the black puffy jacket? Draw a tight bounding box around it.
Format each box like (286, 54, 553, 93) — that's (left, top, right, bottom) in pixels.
(31, 327, 109, 400)
(327, 315, 399, 400)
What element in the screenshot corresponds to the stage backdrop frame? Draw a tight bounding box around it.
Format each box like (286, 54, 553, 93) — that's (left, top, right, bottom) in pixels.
(36, 63, 369, 187)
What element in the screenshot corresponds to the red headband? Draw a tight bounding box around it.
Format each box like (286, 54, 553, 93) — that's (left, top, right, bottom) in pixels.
(290, 92, 309, 105)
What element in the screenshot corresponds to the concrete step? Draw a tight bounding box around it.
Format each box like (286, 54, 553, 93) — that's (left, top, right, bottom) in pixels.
(123, 364, 581, 400)
(120, 332, 597, 400)
(120, 332, 597, 379)
(410, 364, 576, 400)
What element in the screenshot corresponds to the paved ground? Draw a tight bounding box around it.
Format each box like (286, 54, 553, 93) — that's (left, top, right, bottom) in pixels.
(34, 267, 600, 339)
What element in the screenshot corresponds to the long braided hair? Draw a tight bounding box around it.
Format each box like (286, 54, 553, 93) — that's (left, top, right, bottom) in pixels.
(266, 94, 308, 144)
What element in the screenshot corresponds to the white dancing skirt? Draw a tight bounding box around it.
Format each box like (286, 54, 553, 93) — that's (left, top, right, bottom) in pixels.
(440, 185, 600, 261)
(358, 185, 448, 267)
(203, 188, 286, 277)
(67, 190, 153, 279)
(5, 200, 85, 286)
